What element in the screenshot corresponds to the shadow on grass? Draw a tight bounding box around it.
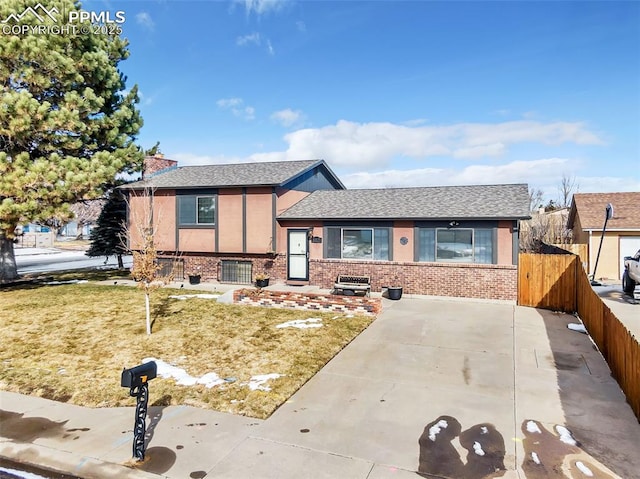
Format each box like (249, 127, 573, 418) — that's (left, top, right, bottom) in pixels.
(0, 268, 131, 291)
(150, 296, 175, 333)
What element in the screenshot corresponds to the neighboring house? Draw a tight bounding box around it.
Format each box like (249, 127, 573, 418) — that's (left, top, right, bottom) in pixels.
(123, 155, 530, 301)
(568, 192, 640, 280)
(56, 199, 105, 239)
(520, 207, 571, 251)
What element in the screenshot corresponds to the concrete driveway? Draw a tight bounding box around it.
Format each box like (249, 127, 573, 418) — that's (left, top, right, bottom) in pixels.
(593, 282, 640, 338)
(1, 296, 639, 478)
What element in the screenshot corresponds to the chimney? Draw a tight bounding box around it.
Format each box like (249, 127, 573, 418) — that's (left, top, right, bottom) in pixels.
(143, 154, 177, 179)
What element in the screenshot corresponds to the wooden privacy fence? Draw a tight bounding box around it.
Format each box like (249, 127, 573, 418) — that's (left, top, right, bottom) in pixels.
(518, 253, 640, 421)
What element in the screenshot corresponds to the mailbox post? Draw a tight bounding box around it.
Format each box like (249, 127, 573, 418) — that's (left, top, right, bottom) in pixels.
(121, 361, 157, 461)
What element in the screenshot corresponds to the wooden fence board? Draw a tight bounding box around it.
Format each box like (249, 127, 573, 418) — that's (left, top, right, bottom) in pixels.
(518, 252, 640, 420)
(518, 253, 576, 312)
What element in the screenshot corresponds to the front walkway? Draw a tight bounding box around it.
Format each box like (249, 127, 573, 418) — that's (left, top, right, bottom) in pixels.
(2, 296, 639, 478)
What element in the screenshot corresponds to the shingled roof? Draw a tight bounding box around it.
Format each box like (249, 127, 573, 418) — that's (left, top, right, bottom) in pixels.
(278, 184, 530, 220)
(568, 192, 640, 230)
(123, 159, 343, 189)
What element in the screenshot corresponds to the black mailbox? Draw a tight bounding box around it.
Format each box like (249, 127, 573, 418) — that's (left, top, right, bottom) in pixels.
(121, 361, 157, 389)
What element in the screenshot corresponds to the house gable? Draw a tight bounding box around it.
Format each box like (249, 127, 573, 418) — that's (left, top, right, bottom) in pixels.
(568, 192, 640, 232)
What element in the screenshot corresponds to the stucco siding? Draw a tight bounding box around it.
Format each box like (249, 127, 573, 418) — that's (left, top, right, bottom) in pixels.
(392, 222, 414, 262)
(218, 189, 244, 252)
(127, 192, 147, 250)
(246, 188, 275, 253)
(497, 220, 513, 265)
(276, 188, 309, 216)
(153, 191, 176, 251)
(179, 228, 215, 252)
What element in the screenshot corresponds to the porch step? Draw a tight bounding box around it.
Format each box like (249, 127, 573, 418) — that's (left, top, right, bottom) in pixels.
(285, 280, 310, 286)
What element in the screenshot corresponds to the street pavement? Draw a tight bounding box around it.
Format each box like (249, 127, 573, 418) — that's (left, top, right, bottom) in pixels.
(1, 294, 639, 478)
(14, 247, 132, 275)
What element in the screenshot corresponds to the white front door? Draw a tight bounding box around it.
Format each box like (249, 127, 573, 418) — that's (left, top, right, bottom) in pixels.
(288, 230, 309, 280)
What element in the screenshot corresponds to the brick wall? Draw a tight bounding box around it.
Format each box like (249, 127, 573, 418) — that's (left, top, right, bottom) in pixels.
(143, 155, 178, 179)
(233, 289, 381, 316)
(310, 259, 517, 301)
(160, 253, 517, 301)
(163, 253, 286, 283)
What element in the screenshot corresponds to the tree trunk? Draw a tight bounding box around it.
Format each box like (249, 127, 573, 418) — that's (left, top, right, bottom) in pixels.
(117, 253, 124, 269)
(145, 290, 151, 335)
(0, 234, 18, 283)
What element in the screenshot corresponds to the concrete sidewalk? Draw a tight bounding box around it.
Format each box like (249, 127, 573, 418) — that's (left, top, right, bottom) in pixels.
(2, 296, 639, 478)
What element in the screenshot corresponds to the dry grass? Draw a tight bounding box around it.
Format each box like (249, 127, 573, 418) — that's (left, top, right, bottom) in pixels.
(0, 283, 374, 419)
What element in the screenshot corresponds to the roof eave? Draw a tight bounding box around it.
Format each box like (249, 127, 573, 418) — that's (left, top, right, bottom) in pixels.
(279, 159, 346, 189)
(278, 215, 530, 221)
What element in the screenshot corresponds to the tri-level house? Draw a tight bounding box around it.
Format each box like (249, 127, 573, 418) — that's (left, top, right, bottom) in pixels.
(123, 155, 530, 301)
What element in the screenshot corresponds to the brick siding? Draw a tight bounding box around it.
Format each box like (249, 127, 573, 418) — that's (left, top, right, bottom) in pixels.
(233, 289, 381, 316)
(310, 259, 517, 301)
(143, 155, 178, 178)
(159, 253, 517, 301)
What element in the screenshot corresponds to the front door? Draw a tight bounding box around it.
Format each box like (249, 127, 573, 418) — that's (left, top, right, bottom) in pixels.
(287, 229, 309, 280)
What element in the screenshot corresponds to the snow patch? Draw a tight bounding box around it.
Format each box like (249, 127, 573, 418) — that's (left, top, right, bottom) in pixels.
(473, 441, 485, 456)
(0, 466, 50, 479)
(555, 425, 577, 446)
(575, 461, 594, 477)
(428, 419, 448, 441)
(169, 294, 218, 300)
(142, 357, 225, 388)
(526, 421, 542, 434)
(276, 318, 323, 329)
(246, 373, 283, 391)
(568, 323, 587, 334)
(531, 452, 541, 464)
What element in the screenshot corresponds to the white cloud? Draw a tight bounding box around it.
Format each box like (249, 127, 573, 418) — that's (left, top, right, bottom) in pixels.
(341, 158, 576, 189)
(138, 90, 154, 107)
(243, 106, 256, 120)
(452, 143, 506, 159)
(216, 97, 255, 120)
(236, 32, 261, 46)
(235, 0, 290, 16)
(216, 97, 243, 108)
(236, 32, 275, 55)
(168, 117, 619, 194)
(277, 119, 603, 169)
(136, 12, 154, 30)
(270, 108, 305, 127)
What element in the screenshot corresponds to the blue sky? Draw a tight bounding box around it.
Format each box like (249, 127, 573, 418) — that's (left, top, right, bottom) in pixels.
(99, 0, 638, 202)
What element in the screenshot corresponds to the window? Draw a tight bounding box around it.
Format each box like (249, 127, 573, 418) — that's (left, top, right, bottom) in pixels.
(178, 195, 215, 225)
(220, 260, 252, 284)
(418, 228, 494, 264)
(325, 227, 389, 260)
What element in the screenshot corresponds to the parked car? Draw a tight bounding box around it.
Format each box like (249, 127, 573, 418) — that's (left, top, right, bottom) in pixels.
(622, 249, 640, 295)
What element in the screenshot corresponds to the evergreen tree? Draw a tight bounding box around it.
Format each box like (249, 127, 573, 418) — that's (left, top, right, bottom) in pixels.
(87, 190, 127, 268)
(0, 0, 143, 281)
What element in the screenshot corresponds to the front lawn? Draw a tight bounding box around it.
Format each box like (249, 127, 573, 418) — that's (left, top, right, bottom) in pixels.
(0, 283, 374, 419)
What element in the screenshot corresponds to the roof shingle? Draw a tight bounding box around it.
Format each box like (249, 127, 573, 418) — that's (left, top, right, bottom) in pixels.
(568, 192, 640, 230)
(123, 160, 330, 189)
(278, 184, 530, 220)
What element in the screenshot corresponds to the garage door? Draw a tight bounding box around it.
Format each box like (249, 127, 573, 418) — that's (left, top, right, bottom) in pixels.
(620, 236, 640, 279)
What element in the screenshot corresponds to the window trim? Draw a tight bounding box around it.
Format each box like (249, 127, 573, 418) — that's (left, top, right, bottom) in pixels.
(324, 225, 391, 261)
(417, 226, 496, 264)
(177, 194, 216, 227)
